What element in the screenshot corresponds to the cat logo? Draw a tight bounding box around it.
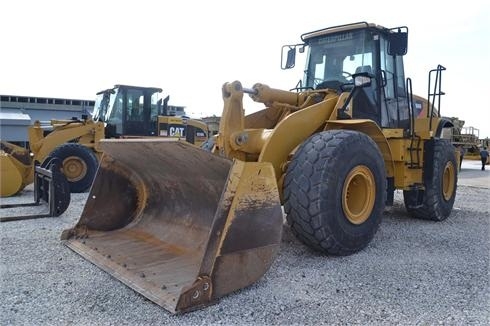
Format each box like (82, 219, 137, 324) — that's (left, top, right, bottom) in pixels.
(169, 126, 185, 137)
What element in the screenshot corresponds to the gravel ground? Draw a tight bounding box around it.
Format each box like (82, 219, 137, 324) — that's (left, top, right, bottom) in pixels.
(1, 160, 489, 325)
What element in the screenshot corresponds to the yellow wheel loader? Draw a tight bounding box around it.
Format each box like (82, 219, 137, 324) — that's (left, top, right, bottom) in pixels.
(62, 22, 457, 313)
(0, 85, 209, 197)
(0, 120, 104, 197)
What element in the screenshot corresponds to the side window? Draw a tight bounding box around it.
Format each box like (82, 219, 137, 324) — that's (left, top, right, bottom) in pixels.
(380, 38, 395, 99)
(150, 92, 160, 122)
(395, 56, 406, 97)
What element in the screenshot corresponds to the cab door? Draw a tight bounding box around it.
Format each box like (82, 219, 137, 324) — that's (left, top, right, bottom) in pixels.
(122, 88, 157, 136)
(123, 88, 146, 135)
(379, 35, 410, 130)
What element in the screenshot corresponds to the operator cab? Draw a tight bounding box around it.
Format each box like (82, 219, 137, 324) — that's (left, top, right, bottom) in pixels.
(92, 85, 164, 137)
(282, 22, 409, 130)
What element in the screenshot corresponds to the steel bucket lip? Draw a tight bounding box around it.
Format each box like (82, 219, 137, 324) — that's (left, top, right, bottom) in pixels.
(64, 238, 195, 313)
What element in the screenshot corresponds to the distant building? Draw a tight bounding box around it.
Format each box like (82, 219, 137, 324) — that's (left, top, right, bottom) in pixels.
(0, 94, 94, 144)
(202, 116, 220, 135)
(166, 105, 186, 117)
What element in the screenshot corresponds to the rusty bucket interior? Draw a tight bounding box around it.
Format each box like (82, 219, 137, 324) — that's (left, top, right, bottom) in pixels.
(61, 139, 283, 314)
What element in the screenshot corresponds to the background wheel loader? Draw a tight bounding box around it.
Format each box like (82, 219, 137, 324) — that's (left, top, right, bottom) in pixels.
(62, 22, 458, 314)
(0, 84, 209, 197)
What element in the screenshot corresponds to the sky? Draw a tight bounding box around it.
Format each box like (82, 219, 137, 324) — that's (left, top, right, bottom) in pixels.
(1, 0, 489, 138)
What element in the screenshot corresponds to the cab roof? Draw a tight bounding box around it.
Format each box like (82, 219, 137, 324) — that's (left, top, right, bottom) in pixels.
(301, 22, 388, 41)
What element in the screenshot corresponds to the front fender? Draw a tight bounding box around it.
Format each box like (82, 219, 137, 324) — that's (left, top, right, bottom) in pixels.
(325, 120, 395, 178)
(31, 121, 103, 162)
(258, 97, 338, 179)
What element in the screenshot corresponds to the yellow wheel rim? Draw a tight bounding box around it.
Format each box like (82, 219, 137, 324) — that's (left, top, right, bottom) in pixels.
(442, 161, 456, 201)
(62, 156, 87, 182)
(342, 165, 376, 225)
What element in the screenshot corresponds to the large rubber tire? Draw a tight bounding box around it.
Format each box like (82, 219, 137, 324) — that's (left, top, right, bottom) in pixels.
(403, 139, 457, 221)
(284, 130, 386, 256)
(49, 143, 98, 193)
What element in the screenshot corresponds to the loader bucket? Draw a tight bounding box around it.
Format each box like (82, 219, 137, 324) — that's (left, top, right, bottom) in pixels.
(1, 143, 33, 197)
(61, 139, 283, 314)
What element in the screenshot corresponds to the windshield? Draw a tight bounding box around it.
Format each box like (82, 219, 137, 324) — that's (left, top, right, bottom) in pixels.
(91, 87, 123, 134)
(303, 29, 374, 89)
(92, 89, 114, 122)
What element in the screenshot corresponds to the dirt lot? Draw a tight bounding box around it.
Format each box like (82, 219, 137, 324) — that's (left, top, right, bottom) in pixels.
(1, 159, 489, 325)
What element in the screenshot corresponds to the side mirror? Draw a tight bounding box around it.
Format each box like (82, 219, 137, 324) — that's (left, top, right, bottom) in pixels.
(387, 26, 408, 56)
(281, 46, 296, 69)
